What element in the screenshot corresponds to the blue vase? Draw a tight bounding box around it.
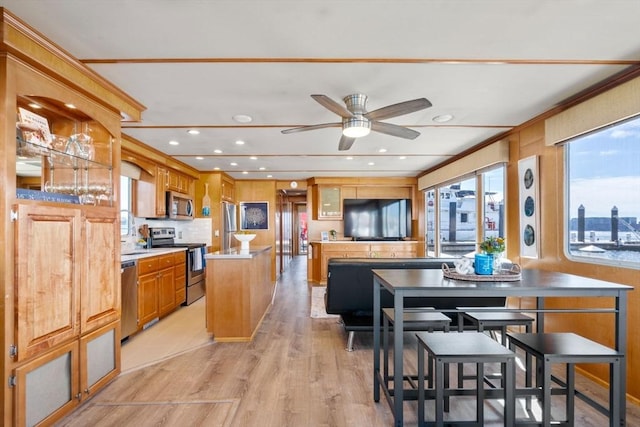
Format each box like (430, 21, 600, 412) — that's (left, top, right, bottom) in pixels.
(474, 253, 493, 275)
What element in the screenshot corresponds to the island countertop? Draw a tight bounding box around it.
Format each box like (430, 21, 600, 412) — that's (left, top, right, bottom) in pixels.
(205, 245, 272, 259)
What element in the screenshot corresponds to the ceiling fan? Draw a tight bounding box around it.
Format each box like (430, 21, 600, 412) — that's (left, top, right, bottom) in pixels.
(281, 94, 432, 151)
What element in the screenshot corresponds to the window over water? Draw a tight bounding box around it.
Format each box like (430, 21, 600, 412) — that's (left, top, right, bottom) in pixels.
(425, 165, 505, 257)
(565, 115, 640, 269)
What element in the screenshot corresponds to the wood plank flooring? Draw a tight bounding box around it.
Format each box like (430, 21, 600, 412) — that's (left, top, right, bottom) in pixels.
(57, 256, 640, 426)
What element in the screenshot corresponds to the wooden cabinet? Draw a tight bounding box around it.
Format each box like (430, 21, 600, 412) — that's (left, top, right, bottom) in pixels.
(14, 204, 82, 362)
(314, 185, 342, 219)
(174, 251, 187, 305)
(81, 207, 120, 333)
(2, 10, 142, 426)
(155, 165, 169, 216)
(137, 252, 183, 327)
(370, 242, 418, 258)
(168, 170, 191, 194)
(13, 321, 120, 427)
(222, 175, 235, 202)
(158, 254, 176, 317)
(310, 241, 418, 284)
(137, 256, 160, 327)
(206, 248, 274, 341)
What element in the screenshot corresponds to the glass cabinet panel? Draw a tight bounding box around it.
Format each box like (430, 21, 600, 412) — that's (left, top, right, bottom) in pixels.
(15, 96, 114, 206)
(317, 186, 342, 219)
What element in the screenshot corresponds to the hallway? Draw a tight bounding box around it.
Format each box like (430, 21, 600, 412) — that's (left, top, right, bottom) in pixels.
(57, 256, 639, 426)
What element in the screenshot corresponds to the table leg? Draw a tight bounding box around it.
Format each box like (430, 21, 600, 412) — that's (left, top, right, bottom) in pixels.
(393, 291, 405, 427)
(616, 291, 627, 426)
(373, 277, 381, 402)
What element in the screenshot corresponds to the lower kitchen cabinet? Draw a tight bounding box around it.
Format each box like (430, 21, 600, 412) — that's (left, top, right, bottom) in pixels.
(12, 321, 120, 427)
(137, 252, 183, 329)
(174, 251, 187, 305)
(137, 256, 160, 328)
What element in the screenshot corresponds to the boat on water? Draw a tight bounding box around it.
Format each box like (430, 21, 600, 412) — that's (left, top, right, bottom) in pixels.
(426, 185, 504, 243)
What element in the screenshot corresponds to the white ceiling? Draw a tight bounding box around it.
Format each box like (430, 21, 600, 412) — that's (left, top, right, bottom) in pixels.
(5, 0, 640, 181)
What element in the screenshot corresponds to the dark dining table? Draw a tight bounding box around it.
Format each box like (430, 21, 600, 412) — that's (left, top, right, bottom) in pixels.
(372, 268, 632, 427)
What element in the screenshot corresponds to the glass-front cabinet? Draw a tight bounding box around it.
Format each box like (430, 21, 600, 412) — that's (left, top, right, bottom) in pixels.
(2, 8, 144, 426)
(316, 185, 342, 219)
(16, 96, 114, 206)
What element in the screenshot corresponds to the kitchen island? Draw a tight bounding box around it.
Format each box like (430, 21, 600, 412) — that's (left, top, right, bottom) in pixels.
(205, 246, 274, 341)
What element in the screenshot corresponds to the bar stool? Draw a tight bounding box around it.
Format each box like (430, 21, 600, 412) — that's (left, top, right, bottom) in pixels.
(456, 309, 534, 387)
(382, 308, 451, 392)
(507, 332, 623, 427)
(416, 332, 515, 427)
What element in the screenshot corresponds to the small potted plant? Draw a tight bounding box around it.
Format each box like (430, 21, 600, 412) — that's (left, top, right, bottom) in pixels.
(479, 236, 506, 272)
(329, 229, 337, 241)
(479, 236, 505, 255)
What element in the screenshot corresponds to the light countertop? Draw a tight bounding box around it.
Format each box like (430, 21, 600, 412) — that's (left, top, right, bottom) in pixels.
(121, 247, 186, 262)
(205, 245, 272, 259)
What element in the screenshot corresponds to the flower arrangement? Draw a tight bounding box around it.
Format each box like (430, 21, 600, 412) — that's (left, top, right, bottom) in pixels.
(479, 236, 505, 254)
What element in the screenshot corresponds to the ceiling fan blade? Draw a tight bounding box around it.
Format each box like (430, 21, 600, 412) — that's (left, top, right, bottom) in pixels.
(371, 121, 421, 140)
(365, 98, 432, 121)
(338, 135, 356, 151)
(281, 122, 340, 134)
(311, 94, 354, 118)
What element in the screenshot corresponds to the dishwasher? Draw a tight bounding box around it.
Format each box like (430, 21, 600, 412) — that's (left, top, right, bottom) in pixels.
(121, 260, 138, 341)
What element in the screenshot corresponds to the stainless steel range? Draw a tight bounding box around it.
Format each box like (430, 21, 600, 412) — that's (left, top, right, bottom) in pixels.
(149, 227, 206, 305)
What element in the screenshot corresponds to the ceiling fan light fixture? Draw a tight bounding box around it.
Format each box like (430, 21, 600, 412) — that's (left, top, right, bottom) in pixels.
(342, 117, 371, 138)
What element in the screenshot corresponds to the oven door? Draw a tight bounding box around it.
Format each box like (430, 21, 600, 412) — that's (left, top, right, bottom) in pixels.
(188, 247, 206, 284)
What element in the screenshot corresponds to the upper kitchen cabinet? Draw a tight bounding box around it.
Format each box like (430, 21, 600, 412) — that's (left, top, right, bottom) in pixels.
(1, 8, 144, 427)
(314, 185, 342, 220)
(121, 135, 198, 219)
(222, 175, 235, 202)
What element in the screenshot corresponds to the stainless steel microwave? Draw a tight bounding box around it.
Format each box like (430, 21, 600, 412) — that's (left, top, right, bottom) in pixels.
(166, 191, 194, 220)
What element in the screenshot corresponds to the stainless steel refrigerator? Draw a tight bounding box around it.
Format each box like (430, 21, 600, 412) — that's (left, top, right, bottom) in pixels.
(222, 201, 237, 250)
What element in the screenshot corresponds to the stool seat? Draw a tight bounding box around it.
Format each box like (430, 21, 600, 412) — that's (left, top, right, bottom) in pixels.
(460, 310, 534, 325)
(507, 332, 623, 427)
(417, 331, 514, 358)
(507, 332, 620, 359)
(383, 308, 451, 330)
(417, 332, 515, 427)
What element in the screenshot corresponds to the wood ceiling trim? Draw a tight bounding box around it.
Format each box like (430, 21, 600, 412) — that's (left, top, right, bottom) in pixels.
(81, 57, 638, 66)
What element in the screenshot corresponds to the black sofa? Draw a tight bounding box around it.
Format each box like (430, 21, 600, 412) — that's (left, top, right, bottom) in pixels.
(324, 258, 507, 350)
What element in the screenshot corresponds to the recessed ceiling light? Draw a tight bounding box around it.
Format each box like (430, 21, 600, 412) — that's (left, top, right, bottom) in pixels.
(433, 114, 454, 123)
(242, 171, 249, 175)
(233, 114, 253, 123)
(259, 167, 266, 171)
(187, 129, 200, 135)
(65, 103, 76, 109)
(214, 149, 222, 154)
(250, 156, 258, 160)
(195, 156, 204, 160)
(230, 162, 238, 166)
(214, 167, 220, 170)
(368, 162, 375, 166)
(346, 157, 353, 160)
(398, 156, 407, 160)
(378, 148, 387, 153)
(235, 140, 245, 145)
(169, 140, 179, 145)
(267, 174, 273, 178)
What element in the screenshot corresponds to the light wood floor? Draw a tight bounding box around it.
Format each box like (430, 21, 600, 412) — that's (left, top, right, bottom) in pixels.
(57, 256, 640, 426)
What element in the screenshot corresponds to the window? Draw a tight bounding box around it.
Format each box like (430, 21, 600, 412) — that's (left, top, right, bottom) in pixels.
(425, 166, 505, 257)
(565, 115, 640, 269)
(120, 175, 132, 236)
